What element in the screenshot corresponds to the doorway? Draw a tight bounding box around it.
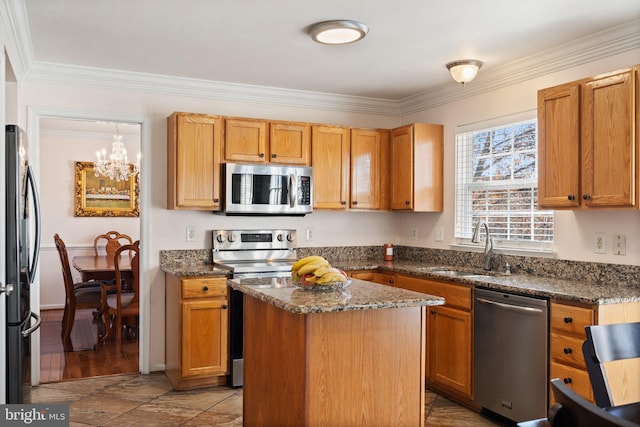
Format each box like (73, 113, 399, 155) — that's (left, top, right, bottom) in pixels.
(27, 107, 149, 384)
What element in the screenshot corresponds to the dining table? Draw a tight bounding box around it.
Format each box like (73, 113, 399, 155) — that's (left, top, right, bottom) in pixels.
(72, 254, 134, 290)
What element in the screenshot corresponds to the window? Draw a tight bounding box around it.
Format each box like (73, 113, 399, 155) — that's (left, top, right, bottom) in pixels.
(455, 119, 553, 249)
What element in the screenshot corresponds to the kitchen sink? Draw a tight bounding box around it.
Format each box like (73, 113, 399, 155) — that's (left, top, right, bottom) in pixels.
(429, 270, 488, 277)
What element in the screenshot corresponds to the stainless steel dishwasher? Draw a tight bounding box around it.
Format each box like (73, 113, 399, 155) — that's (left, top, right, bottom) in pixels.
(474, 287, 549, 423)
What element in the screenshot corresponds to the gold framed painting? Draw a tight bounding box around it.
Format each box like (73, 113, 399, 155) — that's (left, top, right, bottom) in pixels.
(74, 161, 140, 217)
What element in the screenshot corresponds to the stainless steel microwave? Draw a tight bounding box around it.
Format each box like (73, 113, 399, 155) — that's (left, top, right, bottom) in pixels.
(222, 163, 313, 215)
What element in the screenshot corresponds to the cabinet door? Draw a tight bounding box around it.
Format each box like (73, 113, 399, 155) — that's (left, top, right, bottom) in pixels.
(350, 271, 395, 286)
(538, 83, 581, 208)
(390, 125, 414, 210)
(270, 121, 311, 165)
(312, 125, 350, 209)
(428, 305, 472, 397)
(582, 68, 636, 207)
(224, 118, 268, 163)
(167, 113, 222, 210)
(350, 129, 388, 210)
(181, 299, 229, 378)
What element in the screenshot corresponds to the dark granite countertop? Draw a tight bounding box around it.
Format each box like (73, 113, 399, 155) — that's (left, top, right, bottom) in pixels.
(161, 258, 640, 305)
(227, 276, 445, 314)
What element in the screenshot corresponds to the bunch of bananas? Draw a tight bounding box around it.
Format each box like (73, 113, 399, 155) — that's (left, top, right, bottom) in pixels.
(291, 255, 348, 286)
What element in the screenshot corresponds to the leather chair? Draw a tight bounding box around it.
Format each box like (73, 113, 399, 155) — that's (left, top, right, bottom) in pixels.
(547, 378, 638, 427)
(53, 234, 102, 347)
(100, 241, 139, 346)
(582, 321, 640, 408)
(93, 231, 133, 257)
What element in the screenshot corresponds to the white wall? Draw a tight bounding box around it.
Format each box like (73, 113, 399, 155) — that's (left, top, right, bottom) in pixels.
(17, 51, 640, 372)
(39, 127, 140, 308)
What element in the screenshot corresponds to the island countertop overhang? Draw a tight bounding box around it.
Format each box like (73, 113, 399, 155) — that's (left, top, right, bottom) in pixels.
(228, 276, 445, 314)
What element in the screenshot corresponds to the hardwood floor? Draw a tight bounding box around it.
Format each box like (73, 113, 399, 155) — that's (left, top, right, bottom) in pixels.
(39, 308, 139, 383)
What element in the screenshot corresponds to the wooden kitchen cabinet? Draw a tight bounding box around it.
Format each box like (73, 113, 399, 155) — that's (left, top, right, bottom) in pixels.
(390, 124, 444, 212)
(538, 65, 639, 209)
(312, 125, 351, 209)
(167, 112, 223, 210)
(350, 128, 390, 210)
(550, 299, 640, 406)
(395, 274, 473, 401)
(224, 117, 311, 165)
(165, 275, 229, 390)
(349, 270, 395, 286)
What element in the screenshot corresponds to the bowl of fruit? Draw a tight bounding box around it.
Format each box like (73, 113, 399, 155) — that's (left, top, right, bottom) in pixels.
(291, 256, 350, 291)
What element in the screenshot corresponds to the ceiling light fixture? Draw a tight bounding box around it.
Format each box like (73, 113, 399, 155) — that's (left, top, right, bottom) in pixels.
(309, 20, 368, 45)
(95, 124, 140, 182)
(446, 60, 483, 86)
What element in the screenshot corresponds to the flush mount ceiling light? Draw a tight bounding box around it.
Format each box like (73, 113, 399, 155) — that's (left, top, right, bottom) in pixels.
(309, 20, 368, 45)
(446, 60, 483, 86)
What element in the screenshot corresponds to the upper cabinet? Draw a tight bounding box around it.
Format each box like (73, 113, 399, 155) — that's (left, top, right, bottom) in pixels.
(312, 125, 351, 210)
(538, 65, 639, 209)
(390, 124, 444, 212)
(224, 117, 310, 165)
(167, 112, 223, 210)
(350, 128, 390, 210)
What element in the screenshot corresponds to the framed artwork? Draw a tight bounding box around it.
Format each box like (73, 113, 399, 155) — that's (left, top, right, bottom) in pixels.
(74, 161, 140, 217)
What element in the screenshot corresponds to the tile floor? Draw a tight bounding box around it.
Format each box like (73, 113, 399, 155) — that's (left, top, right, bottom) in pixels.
(28, 372, 504, 426)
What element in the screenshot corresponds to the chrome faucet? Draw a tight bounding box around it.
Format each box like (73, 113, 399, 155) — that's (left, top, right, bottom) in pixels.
(472, 220, 493, 271)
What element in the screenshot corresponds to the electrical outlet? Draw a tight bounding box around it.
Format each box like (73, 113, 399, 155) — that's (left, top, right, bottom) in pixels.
(593, 233, 606, 254)
(613, 234, 626, 256)
(186, 226, 196, 242)
(435, 226, 444, 242)
(305, 227, 314, 241)
(411, 227, 418, 240)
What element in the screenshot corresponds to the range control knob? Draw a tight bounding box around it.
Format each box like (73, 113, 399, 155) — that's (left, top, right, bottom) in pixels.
(216, 234, 225, 243)
(227, 234, 237, 243)
(286, 233, 295, 242)
(277, 234, 284, 242)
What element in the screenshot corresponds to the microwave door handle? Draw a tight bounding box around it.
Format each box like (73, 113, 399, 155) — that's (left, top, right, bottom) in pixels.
(289, 174, 297, 208)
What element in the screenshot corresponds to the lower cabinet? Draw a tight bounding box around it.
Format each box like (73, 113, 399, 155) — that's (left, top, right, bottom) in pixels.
(165, 274, 229, 390)
(349, 270, 395, 286)
(395, 274, 473, 401)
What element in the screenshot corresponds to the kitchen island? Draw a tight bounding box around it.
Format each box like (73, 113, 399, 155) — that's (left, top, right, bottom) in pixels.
(228, 276, 444, 427)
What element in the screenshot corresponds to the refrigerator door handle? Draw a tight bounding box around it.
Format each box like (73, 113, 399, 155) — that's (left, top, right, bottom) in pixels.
(0, 282, 15, 296)
(22, 312, 41, 337)
(25, 165, 41, 282)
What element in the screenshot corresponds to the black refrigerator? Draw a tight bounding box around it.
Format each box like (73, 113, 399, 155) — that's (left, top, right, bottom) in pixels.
(5, 124, 41, 403)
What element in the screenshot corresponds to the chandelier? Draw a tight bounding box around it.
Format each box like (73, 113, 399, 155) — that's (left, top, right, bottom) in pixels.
(94, 125, 140, 182)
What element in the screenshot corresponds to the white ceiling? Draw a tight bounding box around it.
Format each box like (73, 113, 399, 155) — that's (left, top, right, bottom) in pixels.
(18, 0, 640, 101)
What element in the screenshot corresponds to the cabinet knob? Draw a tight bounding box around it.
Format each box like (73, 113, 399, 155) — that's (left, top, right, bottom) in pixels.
(430, 309, 436, 315)
(389, 279, 395, 285)
(563, 377, 572, 384)
(405, 200, 410, 205)
(259, 153, 265, 158)
(221, 304, 228, 310)
(567, 195, 575, 201)
(272, 153, 277, 158)
(341, 201, 347, 205)
(583, 194, 591, 200)
(203, 286, 209, 291)
(214, 198, 219, 203)
(563, 317, 573, 323)
(352, 201, 358, 205)
(563, 348, 572, 354)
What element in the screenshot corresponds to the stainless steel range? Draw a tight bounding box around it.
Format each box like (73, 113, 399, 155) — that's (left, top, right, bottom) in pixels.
(212, 229, 298, 387)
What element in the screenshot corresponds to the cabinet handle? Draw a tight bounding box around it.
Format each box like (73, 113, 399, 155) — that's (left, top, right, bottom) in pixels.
(567, 195, 575, 201)
(221, 304, 228, 310)
(214, 198, 219, 203)
(563, 348, 572, 354)
(405, 200, 410, 205)
(341, 201, 347, 205)
(272, 153, 277, 158)
(259, 153, 265, 158)
(389, 279, 395, 285)
(430, 309, 436, 315)
(563, 378, 572, 384)
(583, 194, 591, 200)
(352, 201, 358, 205)
(563, 317, 573, 323)
(203, 286, 209, 291)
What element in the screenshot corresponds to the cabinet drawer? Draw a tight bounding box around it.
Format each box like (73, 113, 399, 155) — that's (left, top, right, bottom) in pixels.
(551, 303, 594, 337)
(182, 278, 228, 299)
(550, 361, 594, 402)
(550, 332, 587, 368)
(421, 280, 471, 311)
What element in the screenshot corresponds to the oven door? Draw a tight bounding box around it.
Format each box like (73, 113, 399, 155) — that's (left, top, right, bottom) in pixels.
(222, 163, 312, 215)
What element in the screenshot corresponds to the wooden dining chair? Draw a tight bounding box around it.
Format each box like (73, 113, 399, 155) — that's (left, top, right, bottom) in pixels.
(547, 378, 638, 427)
(94, 231, 133, 257)
(53, 234, 103, 346)
(100, 240, 140, 346)
(582, 321, 640, 408)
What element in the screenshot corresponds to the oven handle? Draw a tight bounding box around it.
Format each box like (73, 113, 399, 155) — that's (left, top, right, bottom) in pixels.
(289, 173, 297, 208)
